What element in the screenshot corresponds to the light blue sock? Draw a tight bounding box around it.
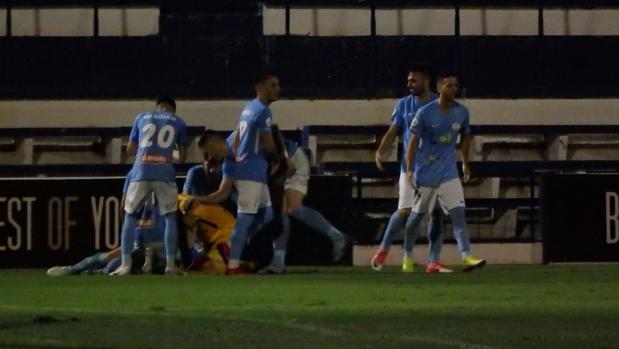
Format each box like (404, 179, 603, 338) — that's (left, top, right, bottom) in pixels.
(273, 212, 290, 253)
(120, 213, 137, 266)
(379, 210, 408, 251)
(164, 212, 178, 266)
(272, 249, 286, 267)
(290, 205, 344, 242)
(70, 252, 107, 274)
(230, 213, 255, 264)
(449, 206, 471, 258)
(251, 206, 274, 234)
(428, 211, 444, 263)
(403, 211, 424, 259)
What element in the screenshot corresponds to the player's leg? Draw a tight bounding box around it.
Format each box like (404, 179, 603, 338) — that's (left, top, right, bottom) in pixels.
(372, 172, 411, 271)
(402, 187, 437, 272)
(228, 180, 272, 274)
(46, 250, 112, 276)
(112, 181, 151, 275)
(258, 207, 289, 275)
(437, 178, 485, 271)
(425, 209, 453, 273)
(286, 175, 347, 262)
(153, 181, 184, 275)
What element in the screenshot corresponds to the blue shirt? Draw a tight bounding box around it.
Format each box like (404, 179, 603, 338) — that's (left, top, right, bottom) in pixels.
(128, 111, 189, 183)
(233, 99, 272, 183)
(183, 165, 223, 196)
(409, 100, 471, 188)
(391, 94, 438, 172)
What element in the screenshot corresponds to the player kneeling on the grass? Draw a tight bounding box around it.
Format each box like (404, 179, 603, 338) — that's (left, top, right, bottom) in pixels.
(372, 64, 452, 273)
(258, 137, 348, 275)
(178, 131, 237, 274)
(403, 72, 485, 272)
(112, 97, 189, 276)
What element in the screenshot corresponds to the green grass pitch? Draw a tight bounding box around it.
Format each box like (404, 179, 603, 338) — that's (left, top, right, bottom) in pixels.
(1, 265, 618, 349)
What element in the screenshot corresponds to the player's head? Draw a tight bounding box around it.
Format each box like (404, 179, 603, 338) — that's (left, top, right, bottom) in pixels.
(436, 72, 459, 102)
(156, 96, 176, 113)
(198, 129, 227, 173)
(255, 71, 281, 104)
(407, 64, 432, 96)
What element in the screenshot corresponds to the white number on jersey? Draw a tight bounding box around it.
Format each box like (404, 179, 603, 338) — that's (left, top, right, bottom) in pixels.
(140, 123, 176, 149)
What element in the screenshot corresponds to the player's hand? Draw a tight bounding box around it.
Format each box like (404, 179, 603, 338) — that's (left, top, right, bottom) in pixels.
(406, 170, 416, 189)
(462, 163, 471, 183)
(374, 151, 385, 171)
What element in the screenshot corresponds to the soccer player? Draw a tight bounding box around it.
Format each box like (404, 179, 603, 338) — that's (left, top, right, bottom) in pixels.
(258, 138, 348, 274)
(47, 172, 167, 276)
(112, 97, 189, 275)
(225, 73, 283, 274)
(404, 72, 485, 272)
(372, 65, 452, 273)
(179, 130, 236, 274)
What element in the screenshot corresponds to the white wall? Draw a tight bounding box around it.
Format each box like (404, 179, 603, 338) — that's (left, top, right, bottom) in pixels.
(263, 6, 619, 36)
(4, 7, 158, 37)
(1, 99, 618, 129)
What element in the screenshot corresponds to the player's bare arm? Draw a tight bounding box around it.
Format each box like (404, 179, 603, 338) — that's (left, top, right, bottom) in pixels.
(375, 123, 400, 171)
(197, 178, 233, 205)
(177, 146, 187, 163)
(459, 135, 472, 183)
(126, 141, 137, 156)
(261, 131, 281, 175)
(406, 134, 420, 188)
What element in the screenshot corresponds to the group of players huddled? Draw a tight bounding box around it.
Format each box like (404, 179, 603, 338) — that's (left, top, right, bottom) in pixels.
(47, 66, 486, 277)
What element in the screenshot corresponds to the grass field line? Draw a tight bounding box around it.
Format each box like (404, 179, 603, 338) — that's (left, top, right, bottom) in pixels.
(0, 304, 497, 349)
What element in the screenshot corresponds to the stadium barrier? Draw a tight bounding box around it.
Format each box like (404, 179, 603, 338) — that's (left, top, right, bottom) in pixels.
(0, 175, 351, 268)
(541, 173, 619, 262)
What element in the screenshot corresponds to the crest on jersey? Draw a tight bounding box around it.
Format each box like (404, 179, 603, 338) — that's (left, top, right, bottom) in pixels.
(266, 117, 272, 127)
(412, 118, 419, 128)
(451, 122, 461, 131)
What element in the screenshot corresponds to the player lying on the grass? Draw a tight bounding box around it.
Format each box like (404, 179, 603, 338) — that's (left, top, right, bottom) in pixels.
(178, 130, 237, 274)
(112, 97, 189, 276)
(372, 64, 452, 273)
(47, 186, 167, 276)
(257, 136, 348, 274)
(404, 72, 485, 272)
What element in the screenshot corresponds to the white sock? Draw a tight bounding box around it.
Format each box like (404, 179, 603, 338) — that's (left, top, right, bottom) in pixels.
(228, 259, 240, 269)
(121, 254, 132, 269)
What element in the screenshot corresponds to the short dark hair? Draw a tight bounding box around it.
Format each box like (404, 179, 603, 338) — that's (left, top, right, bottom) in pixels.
(156, 96, 176, 111)
(408, 63, 432, 79)
(254, 71, 278, 86)
(198, 129, 218, 148)
(436, 71, 459, 82)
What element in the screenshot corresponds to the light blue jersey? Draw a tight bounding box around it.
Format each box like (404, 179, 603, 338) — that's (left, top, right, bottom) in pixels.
(409, 100, 471, 188)
(391, 94, 438, 172)
(128, 111, 189, 183)
(233, 99, 272, 183)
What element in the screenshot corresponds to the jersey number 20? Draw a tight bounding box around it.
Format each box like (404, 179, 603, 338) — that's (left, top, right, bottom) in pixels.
(140, 124, 175, 149)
